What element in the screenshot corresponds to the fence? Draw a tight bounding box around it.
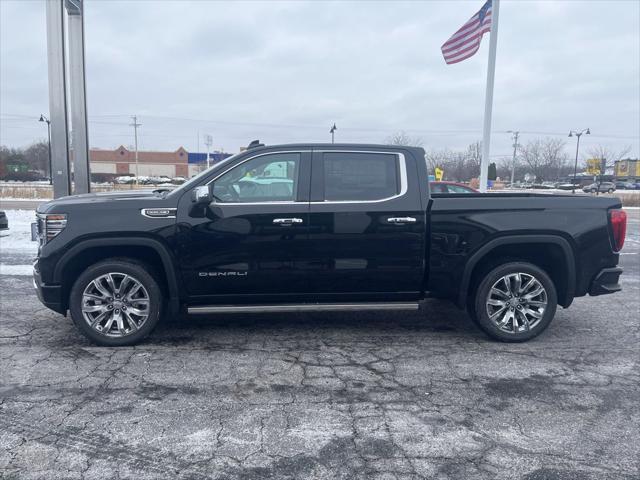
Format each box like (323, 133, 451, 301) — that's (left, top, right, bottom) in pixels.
(0, 182, 174, 200)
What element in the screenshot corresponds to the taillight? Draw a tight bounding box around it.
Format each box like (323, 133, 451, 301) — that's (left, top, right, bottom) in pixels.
(609, 209, 627, 252)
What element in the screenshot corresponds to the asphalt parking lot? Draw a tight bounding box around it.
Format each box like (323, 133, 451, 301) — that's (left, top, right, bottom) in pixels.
(0, 209, 638, 480)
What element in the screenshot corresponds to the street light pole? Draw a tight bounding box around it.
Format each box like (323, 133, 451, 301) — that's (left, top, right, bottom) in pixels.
(330, 123, 337, 144)
(39, 114, 53, 185)
(569, 128, 590, 194)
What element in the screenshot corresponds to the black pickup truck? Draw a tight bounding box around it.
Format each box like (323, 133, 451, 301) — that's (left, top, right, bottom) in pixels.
(32, 142, 627, 346)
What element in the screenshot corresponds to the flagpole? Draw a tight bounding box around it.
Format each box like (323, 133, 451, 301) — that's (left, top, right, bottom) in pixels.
(479, 0, 500, 193)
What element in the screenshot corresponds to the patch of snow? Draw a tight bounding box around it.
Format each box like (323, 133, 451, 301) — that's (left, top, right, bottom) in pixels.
(0, 210, 38, 257)
(0, 264, 33, 276)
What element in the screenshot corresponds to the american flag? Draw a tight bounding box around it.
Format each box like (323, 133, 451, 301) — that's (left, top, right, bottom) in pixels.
(441, 0, 493, 65)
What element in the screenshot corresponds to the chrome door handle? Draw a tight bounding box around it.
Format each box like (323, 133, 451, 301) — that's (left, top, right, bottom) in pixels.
(273, 217, 304, 225)
(387, 216, 417, 224)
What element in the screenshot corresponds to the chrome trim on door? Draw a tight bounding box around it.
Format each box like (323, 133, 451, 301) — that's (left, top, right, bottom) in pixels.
(273, 218, 304, 225)
(188, 302, 420, 314)
(387, 216, 417, 224)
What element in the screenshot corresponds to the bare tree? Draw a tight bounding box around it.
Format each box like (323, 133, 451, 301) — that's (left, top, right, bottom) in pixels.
(424, 142, 483, 182)
(465, 141, 482, 178)
(585, 144, 632, 169)
(496, 156, 518, 180)
(424, 148, 444, 174)
(385, 131, 424, 148)
(518, 138, 567, 181)
(24, 141, 50, 173)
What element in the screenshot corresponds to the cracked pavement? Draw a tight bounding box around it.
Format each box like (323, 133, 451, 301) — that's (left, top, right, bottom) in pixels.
(0, 211, 639, 479)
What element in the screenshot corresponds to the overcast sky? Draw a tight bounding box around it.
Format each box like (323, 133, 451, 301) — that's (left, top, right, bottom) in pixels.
(1, 0, 639, 161)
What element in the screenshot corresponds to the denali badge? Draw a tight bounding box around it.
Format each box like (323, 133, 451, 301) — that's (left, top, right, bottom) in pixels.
(199, 272, 248, 277)
(141, 208, 177, 218)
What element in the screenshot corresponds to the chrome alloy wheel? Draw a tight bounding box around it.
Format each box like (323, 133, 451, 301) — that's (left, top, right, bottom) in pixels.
(81, 272, 150, 337)
(486, 272, 547, 334)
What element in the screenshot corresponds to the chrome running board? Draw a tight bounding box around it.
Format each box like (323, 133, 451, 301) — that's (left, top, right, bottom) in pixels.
(187, 302, 420, 314)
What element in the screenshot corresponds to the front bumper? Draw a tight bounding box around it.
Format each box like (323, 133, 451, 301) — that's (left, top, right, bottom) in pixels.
(589, 267, 623, 296)
(33, 263, 66, 315)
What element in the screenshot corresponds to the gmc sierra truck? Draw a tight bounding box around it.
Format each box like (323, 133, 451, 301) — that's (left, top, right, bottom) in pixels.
(32, 142, 627, 346)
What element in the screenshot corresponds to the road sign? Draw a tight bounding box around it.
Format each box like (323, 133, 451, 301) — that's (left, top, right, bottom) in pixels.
(435, 167, 444, 181)
(586, 158, 600, 175)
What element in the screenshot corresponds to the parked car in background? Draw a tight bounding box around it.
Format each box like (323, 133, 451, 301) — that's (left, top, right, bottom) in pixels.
(430, 181, 477, 193)
(583, 182, 616, 193)
(0, 210, 8, 232)
(557, 183, 580, 191)
(615, 180, 637, 190)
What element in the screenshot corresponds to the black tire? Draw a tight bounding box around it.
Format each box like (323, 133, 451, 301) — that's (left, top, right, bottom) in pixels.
(470, 262, 557, 342)
(69, 258, 162, 346)
(607, 188, 614, 193)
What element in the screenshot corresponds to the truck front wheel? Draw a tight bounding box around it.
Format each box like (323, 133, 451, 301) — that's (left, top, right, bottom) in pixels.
(471, 262, 557, 342)
(69, 258, 163, 346)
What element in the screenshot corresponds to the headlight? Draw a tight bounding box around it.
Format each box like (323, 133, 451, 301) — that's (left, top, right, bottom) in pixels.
(37, 213, 67, 244)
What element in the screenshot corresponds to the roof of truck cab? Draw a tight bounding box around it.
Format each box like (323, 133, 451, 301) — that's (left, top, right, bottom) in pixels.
(249, 143, 426, 151)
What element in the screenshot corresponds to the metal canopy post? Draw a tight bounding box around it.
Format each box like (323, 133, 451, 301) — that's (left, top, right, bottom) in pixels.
(66, 0, 90, 194)
(45, 0, 71, 198)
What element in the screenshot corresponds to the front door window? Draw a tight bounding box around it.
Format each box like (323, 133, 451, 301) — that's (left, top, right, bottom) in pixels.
(212, 153, 300, 203)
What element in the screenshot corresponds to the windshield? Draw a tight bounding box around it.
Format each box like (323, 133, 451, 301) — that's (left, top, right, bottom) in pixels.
(167, 151, 243, 198)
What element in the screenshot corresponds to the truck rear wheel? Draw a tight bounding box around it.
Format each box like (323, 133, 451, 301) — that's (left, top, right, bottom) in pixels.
(471, 262, 557, 342)
(69, 258, 162, 346)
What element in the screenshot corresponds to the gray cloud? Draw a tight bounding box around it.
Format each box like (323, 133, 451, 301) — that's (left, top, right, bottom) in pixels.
(1, 0, 638, 160)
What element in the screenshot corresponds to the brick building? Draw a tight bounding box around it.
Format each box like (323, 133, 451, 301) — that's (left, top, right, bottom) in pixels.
(90, 146, 191, 178)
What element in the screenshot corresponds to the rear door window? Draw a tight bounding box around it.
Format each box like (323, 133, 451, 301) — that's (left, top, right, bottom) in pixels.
(322, 152, 399, 201)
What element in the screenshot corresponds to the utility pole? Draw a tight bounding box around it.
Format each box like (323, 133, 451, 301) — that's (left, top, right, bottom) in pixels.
(507, 130, 519, 186)
(204, 134, 213, 169)
(330, 123, 337, 144)
(130, 115, 141, 185)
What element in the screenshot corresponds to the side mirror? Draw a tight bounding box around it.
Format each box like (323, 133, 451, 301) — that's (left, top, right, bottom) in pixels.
(192, 185, 213, 204)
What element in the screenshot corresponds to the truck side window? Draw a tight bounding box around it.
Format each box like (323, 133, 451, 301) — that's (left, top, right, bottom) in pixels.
(323, 152, 399, 201)
(212, 153, 300, 203)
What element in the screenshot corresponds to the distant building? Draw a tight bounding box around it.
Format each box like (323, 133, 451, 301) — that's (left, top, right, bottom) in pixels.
(89, 146, 232, 178)
(614, 159, 640, 179)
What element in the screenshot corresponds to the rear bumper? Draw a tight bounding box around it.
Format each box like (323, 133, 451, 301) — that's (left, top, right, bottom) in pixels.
(33, 264, 65, 314)
(589, 267, 623, 296)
